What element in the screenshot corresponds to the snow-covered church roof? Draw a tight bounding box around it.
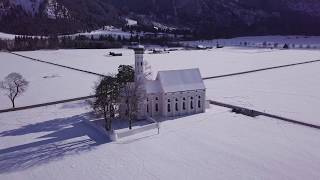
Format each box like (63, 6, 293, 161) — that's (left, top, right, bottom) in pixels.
(145, 80, 162, 94)
(151, 68, 205, 93)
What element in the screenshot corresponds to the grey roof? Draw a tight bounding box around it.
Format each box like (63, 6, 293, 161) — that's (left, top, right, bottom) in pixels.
(145, 80, 161, 94)
(156, 68, 205, 93)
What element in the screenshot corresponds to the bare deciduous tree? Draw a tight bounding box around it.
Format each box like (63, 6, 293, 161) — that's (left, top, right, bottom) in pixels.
(121, 77, 146, 129)
(143, 61, 153, 80)
(0, 73, 29, 108)
(119, 62, 152, 129)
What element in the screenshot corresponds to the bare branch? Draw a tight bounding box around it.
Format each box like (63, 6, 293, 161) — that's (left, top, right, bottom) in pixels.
(0, 72, 29, 108)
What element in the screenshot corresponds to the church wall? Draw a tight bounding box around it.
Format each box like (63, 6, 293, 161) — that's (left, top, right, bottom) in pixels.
(162, 89, 206, 118)
(146, 93, 162, 117)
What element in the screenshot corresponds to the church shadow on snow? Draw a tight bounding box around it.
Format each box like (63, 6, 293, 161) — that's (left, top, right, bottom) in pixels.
(0, 113, 110, 174)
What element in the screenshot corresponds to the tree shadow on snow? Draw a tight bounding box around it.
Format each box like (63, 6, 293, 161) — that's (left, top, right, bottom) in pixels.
(0, 113, 110, 174)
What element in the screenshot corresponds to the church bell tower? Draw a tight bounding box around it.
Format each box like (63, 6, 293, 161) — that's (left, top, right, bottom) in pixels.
(133, 45, 147, 119)
(133, 45, 145, 82)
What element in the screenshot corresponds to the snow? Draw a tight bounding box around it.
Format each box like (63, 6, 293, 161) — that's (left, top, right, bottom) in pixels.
(205, 61, 320, 126)
(15, 47, 320, 79)
(145, 80, 161, 94)
(0, 52, 98, 109)
(1, 43, 320, 179)
(45, 0, 70, 19)
(126, 18, 137, 26)
(0, 32, 16, 40)
(157, 68, 205, 93)
(2, 47, 320, 121)
(63, 26, 133, 39)
(1, 102, 320, 180)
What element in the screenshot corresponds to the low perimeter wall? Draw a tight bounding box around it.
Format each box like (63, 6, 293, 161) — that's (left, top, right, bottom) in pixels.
(83, 117, 160, 141)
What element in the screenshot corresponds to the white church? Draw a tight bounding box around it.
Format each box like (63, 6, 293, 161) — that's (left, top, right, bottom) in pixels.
(120, 45, 206, 119)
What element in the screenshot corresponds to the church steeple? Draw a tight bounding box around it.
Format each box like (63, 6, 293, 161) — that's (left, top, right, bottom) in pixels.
(133, 45, 145, 82)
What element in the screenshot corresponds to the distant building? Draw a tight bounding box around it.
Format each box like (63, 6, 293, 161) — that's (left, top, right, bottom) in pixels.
(120, 45, 206, 120)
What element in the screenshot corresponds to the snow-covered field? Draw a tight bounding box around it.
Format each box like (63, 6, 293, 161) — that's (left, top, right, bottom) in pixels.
(1, 47, 320, 121)
(206, 61, 320, 125)
(64, 26, 133, 39)
(0, 102, 320, 180)
(15, 47, 320, 78)
(0, 52, 98, 109)
(1, 46, 320, 179)
(0, 33, 16, 40)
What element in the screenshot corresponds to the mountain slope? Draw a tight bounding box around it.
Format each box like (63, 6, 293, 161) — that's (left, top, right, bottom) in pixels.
(0, 0, 122, 35)
(111, 0, 320, 37)
(0, 0, 320, 37)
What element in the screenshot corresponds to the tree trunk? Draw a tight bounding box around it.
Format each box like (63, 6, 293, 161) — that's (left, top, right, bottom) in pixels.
(129, 118, 132, 130)
(11, 99, 15, 108)
(103, 107, 109, 131)
(109, 105, 114, 130)
(127, 101, 132, 130)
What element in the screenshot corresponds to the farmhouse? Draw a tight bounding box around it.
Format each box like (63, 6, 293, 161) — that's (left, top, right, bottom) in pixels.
(120, 45, 206, 119)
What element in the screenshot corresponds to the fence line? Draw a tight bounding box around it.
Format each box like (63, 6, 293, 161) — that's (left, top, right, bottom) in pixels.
(202, 59, 320, 80)
(209, 100, 320, 130)
(116, 123, 159, 139)
(9, 52, 107, 77)
(0, 95, 95, 114)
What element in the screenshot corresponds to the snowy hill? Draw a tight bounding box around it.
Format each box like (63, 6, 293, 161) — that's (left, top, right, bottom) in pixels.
(1, 0, 69, 18)
(1, 0, 320, 36)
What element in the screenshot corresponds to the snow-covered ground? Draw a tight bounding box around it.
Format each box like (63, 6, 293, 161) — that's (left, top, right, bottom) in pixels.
(1, 46, 320, 179)
(206, 61, 320, 125)
(2, 47, 320, 122)
(0, 52, 98, 109)
(15, 47, 320, 78)
(0, 102, 320, 180)
(0, 32, 16, 40)
(64, 26, 133, 40)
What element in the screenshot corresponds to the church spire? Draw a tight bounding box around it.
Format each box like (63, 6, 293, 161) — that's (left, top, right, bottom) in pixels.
(133, 45, 145, 82)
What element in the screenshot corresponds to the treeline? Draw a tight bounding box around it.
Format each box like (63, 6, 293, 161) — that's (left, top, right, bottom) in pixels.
(122, 24, 192, 37)
(0, 33, 184, 51)
(0, 35, 123, 51)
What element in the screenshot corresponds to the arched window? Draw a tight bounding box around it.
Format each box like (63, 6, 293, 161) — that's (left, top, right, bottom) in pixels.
(167, 104, 171, 112)
(156, 97, 159, 101)
(175, 103, 178, 111)
(176, 98, 178, 102)
(183, 102, 186, 110)
(141, 62, 143, 66)
(190, 101, 194, 109)
(147, 104, 149, 113)
(198, 100, 201, 108)
(155, 103, 159, 112)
